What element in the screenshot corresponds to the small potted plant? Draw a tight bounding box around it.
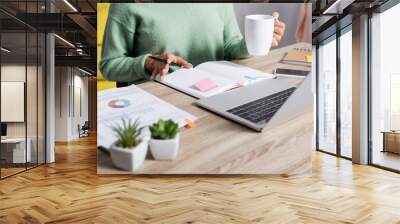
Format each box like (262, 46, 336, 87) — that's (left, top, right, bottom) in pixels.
(149, 119, 180, 160)
(109, 118, 148, 171)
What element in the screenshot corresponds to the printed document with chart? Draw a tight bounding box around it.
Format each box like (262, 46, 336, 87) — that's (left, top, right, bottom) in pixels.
(97, 85, 197, 149)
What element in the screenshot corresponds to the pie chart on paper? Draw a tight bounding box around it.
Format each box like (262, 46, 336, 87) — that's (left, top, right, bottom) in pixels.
(107, 99, 130, 109)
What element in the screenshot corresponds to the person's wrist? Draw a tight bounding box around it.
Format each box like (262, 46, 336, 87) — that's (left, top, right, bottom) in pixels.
(144, 56, 154, 74)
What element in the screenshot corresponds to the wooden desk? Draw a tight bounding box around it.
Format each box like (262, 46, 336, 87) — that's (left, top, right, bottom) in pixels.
(1, 138, 32, 163)
(382, 131, 400, 154)
(97, 42, 314, 175)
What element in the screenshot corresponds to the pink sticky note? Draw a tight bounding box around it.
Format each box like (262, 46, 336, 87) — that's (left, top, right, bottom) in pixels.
(192, 78, 218, 92)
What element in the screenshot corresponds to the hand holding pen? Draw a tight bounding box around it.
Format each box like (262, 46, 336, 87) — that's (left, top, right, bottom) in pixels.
(145, 53, 193, 81)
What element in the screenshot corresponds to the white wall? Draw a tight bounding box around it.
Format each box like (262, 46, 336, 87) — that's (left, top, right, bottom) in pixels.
(71, 73, 89, 138)
(55, 66, 69, 141)
(75, 73, 89, 123)
(1, 65, 26, 139)
(1, 65, 38, 137)
(54, 67, 89, 141)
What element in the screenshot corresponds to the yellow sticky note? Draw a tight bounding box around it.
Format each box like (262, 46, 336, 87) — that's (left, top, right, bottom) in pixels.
(305, 55, 312, 63)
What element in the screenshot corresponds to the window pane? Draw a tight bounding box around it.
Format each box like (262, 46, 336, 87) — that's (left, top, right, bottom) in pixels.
(38, 32, 46, 165)
(1, 31, 28, 177)
(371, 3, 400, 171)
(318, 37, 337, 154)
(390, 74, 400, 130)
(27, 31, 38, 169)
(340, 29, 352, 158)
(0, 1, 46, 179)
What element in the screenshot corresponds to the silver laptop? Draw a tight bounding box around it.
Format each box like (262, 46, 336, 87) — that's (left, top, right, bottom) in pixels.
(195, 74, 313, 131)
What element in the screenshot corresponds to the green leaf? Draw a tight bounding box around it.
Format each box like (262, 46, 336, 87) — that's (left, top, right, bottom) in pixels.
(150, 119, 179, 140)
(110, 117, 142, 149)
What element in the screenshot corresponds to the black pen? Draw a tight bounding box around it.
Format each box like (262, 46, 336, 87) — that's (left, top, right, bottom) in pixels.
(149, 55, 182, 67)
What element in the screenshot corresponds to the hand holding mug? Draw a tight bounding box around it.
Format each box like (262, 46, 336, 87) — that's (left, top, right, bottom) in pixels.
(245, 12, 286, 56)
(272, 12, 285, 47)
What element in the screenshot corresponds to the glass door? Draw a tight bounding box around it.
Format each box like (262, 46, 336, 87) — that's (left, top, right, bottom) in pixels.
(339, 27, 352, 158)
(316, 23, 353, 160)
(0, 0, 46, 179)
(317, 36, 337, 155)
(1, 30, 28, 178)
(26, 1, 46, 170)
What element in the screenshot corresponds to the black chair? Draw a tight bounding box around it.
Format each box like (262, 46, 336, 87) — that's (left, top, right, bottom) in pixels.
(79, 121, 90, 138)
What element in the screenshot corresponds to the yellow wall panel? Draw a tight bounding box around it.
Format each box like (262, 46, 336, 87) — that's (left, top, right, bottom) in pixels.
(97, 3, 116, 91)
(97, 3, 110, 45)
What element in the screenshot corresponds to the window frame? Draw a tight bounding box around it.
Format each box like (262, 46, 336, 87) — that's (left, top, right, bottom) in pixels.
(0, 0, 48, 180)
(367, 1, 400, 173)
(315, 23, 353, 161)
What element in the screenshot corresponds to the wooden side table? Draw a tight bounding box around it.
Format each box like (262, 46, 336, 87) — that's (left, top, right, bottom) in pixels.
(382, 131, 400, 154)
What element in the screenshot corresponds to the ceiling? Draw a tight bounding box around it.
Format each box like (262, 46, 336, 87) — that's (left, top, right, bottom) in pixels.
(0, 0, 96, 14)
(0, 0, 97, 74)
(311, 0, 393, 44)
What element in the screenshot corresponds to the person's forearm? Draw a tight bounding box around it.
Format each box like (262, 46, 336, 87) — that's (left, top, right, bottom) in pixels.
(100, 54, 150, 83)
(222, 5, 249, 60)
(224, 38, 249, 60)
(100, 8, 149, 83)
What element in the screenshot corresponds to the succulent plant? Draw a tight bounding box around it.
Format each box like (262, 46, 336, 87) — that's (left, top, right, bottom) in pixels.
(111, 118, 143, 148)
(149, 119, 179, 140)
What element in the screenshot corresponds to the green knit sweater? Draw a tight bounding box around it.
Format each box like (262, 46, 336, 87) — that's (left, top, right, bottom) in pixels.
(100, 3, 249, 83)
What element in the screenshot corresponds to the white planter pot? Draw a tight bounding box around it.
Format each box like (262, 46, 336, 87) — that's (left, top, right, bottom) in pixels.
(109, 140, 149, 171)
(149, 134, 180, 160)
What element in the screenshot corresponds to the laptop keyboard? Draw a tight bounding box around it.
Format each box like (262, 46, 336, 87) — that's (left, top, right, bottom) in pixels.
(226, 87, 296, 124)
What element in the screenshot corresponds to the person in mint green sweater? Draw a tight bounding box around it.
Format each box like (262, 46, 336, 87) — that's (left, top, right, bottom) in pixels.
(100, 3, 285, 84)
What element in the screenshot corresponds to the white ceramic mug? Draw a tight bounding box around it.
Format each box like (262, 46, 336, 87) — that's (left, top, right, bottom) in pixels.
(245, 14, 275, 56)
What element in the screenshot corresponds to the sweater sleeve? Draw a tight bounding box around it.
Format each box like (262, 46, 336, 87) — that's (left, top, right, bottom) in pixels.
(100, 8, 150, 83)
(222, 5, 249, 60)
